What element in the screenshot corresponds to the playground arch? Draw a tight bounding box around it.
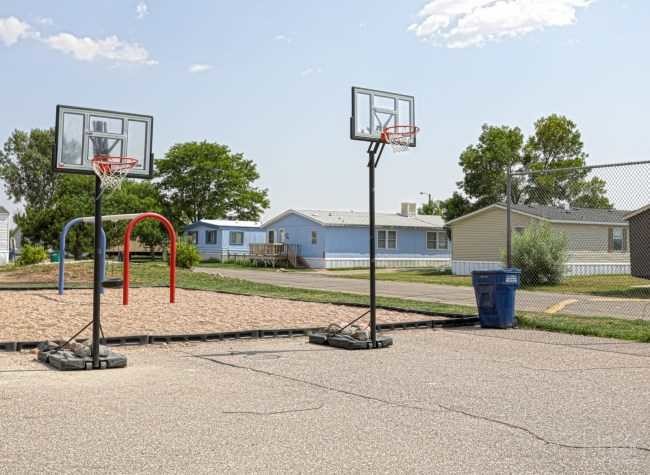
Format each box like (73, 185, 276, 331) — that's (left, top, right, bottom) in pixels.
(123, 212, 176, 305)
(58, 217, 107, 295)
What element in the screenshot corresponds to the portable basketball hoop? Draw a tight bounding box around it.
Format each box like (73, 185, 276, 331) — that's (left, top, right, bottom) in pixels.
(381, 125, 419, 153)
(91, 155, 138, 192)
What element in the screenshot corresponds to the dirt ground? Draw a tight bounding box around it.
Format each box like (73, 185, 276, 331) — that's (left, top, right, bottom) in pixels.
(0, 288, 445, 342)
(0, 261, 96, 283)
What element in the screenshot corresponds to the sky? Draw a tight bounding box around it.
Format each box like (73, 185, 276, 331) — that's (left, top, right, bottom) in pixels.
(1, 0, 649, 225)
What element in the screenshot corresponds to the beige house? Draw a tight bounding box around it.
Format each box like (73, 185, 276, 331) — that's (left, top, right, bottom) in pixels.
(446, 203, 630, 276)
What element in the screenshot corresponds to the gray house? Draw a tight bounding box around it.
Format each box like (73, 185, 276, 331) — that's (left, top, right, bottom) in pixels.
(624, 205, 650, 279)
(0, 206, 8, 265)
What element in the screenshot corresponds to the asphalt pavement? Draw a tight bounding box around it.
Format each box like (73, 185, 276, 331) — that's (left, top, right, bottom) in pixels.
(1, 329, 649, 473)
(197, 267, 650, 320)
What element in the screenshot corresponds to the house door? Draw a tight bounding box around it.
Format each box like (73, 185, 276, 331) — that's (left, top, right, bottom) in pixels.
(268, 230, 275, 244)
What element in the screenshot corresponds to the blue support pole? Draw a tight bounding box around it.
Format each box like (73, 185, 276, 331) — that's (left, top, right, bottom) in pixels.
(58, 217, 107, 295)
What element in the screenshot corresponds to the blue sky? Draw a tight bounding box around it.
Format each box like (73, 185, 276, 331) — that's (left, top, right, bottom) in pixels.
(1, 0, 649, 223)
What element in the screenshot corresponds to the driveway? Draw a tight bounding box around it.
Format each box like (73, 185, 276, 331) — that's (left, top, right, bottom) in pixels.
(197, 267, 650, 320)
(1, 330, 648, 473)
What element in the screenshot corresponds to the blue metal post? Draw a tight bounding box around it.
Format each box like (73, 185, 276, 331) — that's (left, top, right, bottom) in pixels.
(58, 217, 107, 295)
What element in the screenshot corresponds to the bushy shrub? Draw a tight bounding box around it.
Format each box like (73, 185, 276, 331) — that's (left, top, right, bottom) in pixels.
(507, 222, 568, 286)
(174, 239, 201, 269)
(17, 244, 49, 266)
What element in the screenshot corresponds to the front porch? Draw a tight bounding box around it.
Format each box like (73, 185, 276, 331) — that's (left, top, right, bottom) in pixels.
(249, 243, 301, 268)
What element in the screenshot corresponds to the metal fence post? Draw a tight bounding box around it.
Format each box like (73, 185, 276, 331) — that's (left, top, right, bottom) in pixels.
(506, 166, 512, 268)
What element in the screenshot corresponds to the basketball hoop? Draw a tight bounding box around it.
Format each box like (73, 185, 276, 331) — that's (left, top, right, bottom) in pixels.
(91, 155, 138, 192)
(381, 125, 419, 153)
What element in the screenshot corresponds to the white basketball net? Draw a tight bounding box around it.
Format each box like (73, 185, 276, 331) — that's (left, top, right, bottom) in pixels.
(383, 126, 419, 153)
(91, 156, 137, 193)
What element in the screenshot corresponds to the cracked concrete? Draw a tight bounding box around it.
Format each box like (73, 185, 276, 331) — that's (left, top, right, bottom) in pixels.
(1, 329, 649, 473)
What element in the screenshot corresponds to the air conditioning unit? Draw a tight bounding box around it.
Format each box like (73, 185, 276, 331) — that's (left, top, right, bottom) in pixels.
(401, 202, 417, 217)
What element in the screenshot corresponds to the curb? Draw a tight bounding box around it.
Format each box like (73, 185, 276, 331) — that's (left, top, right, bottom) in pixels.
(0, 318, 479, 352)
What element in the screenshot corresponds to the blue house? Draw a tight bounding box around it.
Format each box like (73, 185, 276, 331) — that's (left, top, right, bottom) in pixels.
(183, 219, 265, 260)
(261, 203, 451, 269)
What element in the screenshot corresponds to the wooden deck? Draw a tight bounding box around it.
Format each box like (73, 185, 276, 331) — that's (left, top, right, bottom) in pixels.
(249, 243, 301, 268)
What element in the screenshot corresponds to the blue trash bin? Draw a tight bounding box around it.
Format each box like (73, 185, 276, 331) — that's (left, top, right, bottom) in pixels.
(471, 269, 521, 328)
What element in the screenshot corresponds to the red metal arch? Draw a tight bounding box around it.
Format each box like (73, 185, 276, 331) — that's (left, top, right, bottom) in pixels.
(123, 212, 176, 305)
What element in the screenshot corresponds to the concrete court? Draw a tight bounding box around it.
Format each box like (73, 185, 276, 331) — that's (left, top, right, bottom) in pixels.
(198, 267, 650, 320)
(1, 329, 649, 473)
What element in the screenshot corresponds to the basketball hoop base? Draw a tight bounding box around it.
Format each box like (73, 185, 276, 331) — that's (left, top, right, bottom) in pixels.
(37, 342, 127, 371)
(308, 332, 393, 350)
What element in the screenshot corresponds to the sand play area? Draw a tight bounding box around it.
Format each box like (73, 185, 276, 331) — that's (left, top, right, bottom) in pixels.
(0, 288, 445, 342)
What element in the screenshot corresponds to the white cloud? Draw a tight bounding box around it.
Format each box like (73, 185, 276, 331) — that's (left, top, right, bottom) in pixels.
(0, 16, 31, 46)
(45, 33, 157, 64)
(0, 15, 156, 65)
(300, 66, 323, 77)
(188, 63, 212, 73)
(136, 2, 149, 19)
(274, 34, 293, 44)
(408, 0, 593, 48)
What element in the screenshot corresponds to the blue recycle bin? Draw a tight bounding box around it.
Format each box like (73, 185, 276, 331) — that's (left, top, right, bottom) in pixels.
(471, 269, 521, 329)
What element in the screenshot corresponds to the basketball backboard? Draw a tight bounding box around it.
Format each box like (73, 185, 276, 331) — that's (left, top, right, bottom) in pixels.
(350, 87, 416, 146)
(53, 105, 154, 178)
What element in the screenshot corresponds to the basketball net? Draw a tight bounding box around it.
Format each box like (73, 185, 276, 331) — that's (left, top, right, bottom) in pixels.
(382, 125, 420, 153)
(91, 155, 138, 193)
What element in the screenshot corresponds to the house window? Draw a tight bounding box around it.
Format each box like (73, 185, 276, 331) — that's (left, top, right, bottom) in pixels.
(279, 229, 286, 243)
(268, 230, 275, 244)
(427, 231, 448, 250)
(311, 231, 318, 245)
(378, 230, 397, 249)
(205, 230, 217, 245)
(229, 231, 244, 246)
(186, 231, 198, 244)
(437, 232, 448, 250)
(610, 227, 626, 252)
(427, 232, 437, 250)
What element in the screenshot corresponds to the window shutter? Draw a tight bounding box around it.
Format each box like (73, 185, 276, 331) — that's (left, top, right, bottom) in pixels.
(608, 227, 613, 252)
(622, 228, 628, 251)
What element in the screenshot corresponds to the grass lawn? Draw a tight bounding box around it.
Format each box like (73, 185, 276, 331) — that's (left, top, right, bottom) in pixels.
(329, 268, 650, 299)
(1, 262, 649, 342)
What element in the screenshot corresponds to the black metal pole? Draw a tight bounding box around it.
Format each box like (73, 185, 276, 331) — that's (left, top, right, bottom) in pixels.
(506, 166, 512, 268)
(368, 148, 377, 347)
(92, 176, 102, 368)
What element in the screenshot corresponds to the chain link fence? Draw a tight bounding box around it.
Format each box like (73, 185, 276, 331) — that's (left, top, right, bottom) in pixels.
(499, 160, 650, 320)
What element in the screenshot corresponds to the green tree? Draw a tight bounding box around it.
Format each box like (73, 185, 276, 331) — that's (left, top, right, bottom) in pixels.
(440, 192, 473, 222)
(418, 198, 443, 216)
(14, 175, 94, 255)
(156, 141, 269, 225)
(457, 124, 524, 208)
(0, 128, 58, 211)
(522, 115, 610, 208)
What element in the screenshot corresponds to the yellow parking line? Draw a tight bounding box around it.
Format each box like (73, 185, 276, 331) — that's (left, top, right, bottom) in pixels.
(544, 299, 578, 314)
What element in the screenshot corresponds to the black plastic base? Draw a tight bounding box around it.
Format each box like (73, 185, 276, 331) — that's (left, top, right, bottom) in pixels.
(38, 346, 127, 370)
(308, 332, 393, 350)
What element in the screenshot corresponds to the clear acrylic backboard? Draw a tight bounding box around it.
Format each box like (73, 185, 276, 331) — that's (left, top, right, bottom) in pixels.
(53, 105, 154, 178)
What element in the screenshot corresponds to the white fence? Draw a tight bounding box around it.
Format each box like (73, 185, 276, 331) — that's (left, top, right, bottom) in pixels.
(452, 259, 631, 276)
